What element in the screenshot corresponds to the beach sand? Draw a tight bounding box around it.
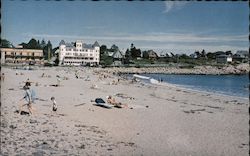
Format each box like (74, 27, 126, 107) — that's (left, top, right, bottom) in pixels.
(1, 66, 249, 156)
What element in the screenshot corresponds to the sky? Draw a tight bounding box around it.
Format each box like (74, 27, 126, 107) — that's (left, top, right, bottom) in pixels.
(2, 1, 249, 54)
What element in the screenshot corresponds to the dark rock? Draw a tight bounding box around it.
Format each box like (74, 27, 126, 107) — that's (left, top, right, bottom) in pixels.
(42, 129, 49, 133)
(128, 142, 135, 146)
(79, 144, 85, 149)
(30, 119, 38, 124)
(9, 125, 17, 129)
(42, 141, 48, 145)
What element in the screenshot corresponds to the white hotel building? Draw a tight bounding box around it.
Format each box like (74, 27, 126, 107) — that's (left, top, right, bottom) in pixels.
(59, 40, 100, 66)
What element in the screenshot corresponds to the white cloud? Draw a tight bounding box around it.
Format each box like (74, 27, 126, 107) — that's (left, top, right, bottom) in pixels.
(25, 32, 248, 54)
(27, 32, 247, 43)
(163, 1, 188, 13)
(140, 43, 246, 54)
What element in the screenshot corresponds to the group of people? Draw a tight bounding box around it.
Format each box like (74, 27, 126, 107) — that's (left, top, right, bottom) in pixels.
(19, 76, 128, 116)
(19, 78, 57, 116)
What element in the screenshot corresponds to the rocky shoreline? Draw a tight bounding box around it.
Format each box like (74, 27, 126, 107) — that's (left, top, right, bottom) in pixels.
(99, 63, 249, 75)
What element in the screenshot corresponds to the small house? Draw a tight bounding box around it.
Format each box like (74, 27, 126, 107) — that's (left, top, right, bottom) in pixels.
(216, 55, 232, 64)
(147, 50, 158, 60)
(111, 50, 124, 66)
(233, 50, 249, 62)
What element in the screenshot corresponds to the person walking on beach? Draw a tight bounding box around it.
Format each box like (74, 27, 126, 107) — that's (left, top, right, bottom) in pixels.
(19, 84, 36, 115)
(51, 97, 58, 115)
(56, 75, 61, 87)
(1, 73, 5, 82)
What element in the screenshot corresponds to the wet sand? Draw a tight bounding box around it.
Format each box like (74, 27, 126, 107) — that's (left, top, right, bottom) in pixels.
(1, 66, 249, 155)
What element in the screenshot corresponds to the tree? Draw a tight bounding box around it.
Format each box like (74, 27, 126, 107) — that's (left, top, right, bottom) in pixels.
(110, 44, 119, 52)
(130, 43, 141, 59)
(0, 39, 12, 48)
(40, 39, 46, 49)
(100, 45, 107, 54)
(135, 48, 141, 58)
(100, 54, 113, 66)
(52, 47, 59, 57)
(130, 43, 134, 49)
(124, 48, 131, 64)
(37, 40, 40, 47)
(179, 54, 190, 59)
(43, 40, 53, 60)
(130, 47, 141, 58)
(201, 49, 206, 58)
(47, 40, 52, 60)
(206, 52, 216, 60)
(142, 51, 149, 59)
(19, 42, 28, 48)
(27, 38, 40, 49)
(194, 51, 201, 58)
(53, 47, 59, 66)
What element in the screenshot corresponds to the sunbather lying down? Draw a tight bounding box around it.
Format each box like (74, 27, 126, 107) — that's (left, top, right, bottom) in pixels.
(91, 98, 113, 109)
(107, 95, 128, 108)
(91, 97, 128, 109)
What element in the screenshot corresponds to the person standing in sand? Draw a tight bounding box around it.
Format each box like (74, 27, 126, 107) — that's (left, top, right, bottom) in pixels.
(56, 75, 61, 87)
(51, 97, 58, 115)
(19, 84, 36, 115)
(1, 73, 5, 82)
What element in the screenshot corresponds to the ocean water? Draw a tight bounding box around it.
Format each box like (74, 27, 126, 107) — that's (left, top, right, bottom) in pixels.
(134, 74, 249, 98)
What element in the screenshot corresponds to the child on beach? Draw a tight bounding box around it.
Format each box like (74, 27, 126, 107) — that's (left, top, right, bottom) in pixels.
(56, 75, 61, 87)
(51, 97, 58, 114)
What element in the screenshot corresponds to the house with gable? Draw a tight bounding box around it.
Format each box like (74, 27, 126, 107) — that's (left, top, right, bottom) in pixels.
(111, 50, 125, 66)
(147, 50, 158, 60)
(233, 50, 249, 62)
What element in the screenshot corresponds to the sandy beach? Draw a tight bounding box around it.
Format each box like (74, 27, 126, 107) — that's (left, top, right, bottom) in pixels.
(0, 66, 249, 156)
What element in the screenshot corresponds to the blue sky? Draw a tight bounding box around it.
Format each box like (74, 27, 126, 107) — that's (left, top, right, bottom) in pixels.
(2, 1, 248, 54)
